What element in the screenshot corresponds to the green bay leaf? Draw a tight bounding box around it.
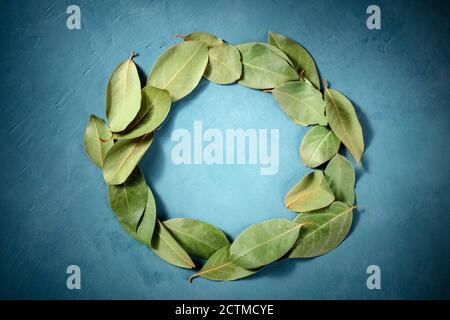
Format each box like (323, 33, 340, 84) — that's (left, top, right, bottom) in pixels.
(268, 31, 320, 89)
(324, 154, 355, 205)
(230, 218, 302, 269)
(103, 133, 153, 185)
(147, 41, 208, 101)
(204, 44, 242, 84)
(189, 245, 257, 283)
(235, 42, 298, 89)
(300, 125, 340, 168)
(272, 80, 327, 126)
(178, 32, 224, 47)
(108, 167, 148, 231)
(84, 115, 113, 168)
(120, 187, 156, 245)
(112, 86, 171, 140)
(289, 201, 354, 258)
(325, 89, 364, 165)
(151, 220, 195, 269)
(284, 171, 335, 212)
(106, 55, 141, 132)
(163, 218, 229, 259)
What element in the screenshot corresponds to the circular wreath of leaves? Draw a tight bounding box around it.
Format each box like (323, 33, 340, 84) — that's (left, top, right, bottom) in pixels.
(84, 31, 364, 283)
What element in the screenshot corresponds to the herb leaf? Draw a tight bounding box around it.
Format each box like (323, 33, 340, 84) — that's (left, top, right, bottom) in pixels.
(103, 133, 153, 185)
(268, 31, 320, 89)
(163, 218, 229, 259)
(289, 202, 355, 258)
(204, 44, 242, 84)
(108, 167, 148, 232)
(272, 80, 327, 126)
(147, 41, 208, 101)
(300, 125, 340, 168)
(325, 154, 355, 205)
(189, 245, 258, 282)
(236, 42, 298, 89)
(230, 219, 302, 269)
(151, 220, 195, 269)
(84, 115, 113, 168)
(113, 86, 171, 140)
(106, 54, 141, 132)
(284, 171, 335, 212)
(325, 88, 364, 165)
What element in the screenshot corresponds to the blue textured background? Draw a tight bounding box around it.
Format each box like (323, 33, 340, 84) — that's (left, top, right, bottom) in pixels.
(0, 0, 449, 299)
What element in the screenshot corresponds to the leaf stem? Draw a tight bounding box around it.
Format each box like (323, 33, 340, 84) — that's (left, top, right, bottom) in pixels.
(129, 51, 136, 61)
(175, 34, 189, 41)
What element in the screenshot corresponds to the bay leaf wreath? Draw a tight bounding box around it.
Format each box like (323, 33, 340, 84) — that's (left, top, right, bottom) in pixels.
(84, 32, 364, 282)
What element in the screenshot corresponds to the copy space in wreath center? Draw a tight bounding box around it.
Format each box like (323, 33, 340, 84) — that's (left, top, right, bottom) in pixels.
(170, 121, 279, 176)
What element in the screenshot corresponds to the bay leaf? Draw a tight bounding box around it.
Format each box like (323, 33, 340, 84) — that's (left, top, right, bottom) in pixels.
(300, 125, 340, 168)
(112, 86, 171, 140)
(324, 154, 355, 205)
(102, 133, 153, 185)
(260, 43, 294, 67)
(108, 167, 148, 232)
(189, 245, 257, 283)
(136, 187, 157, 244)
(288, 201, 355, 258)
(235, 42, 298, 89)
(284, 171, 335, 212)
(268, 31, 320, 89)
(325, 88, 364, 165)
(178, 32, 224, 47)
(119, 187, 156, 244)
(271, 80, 327, 126)
(163, 218, 229, 259)
(84, 115, 113, 168)
(147, 41, 208, 101)
(151, 219, 195, 269)
(204, 44, 242, 84)
(230, 218, 302, 269)
(106, 54, 141, 132)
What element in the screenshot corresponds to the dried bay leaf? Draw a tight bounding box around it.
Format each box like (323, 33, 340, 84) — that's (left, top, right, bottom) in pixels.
(106, 54, 141, 132)
(120, 187, 156, 244)
(84, 115, 113, 168)
(268, 31, 320, 89)
(230, 219, 302, 269)
(189, 245, 257, 282)
(151, 220, 195, 269)
(102, 133, 153, 185)
(300, 126, 340, 168)
(325, 154, 355, 205)
(112, 86, 171, 140)
(289, 202, 355, 258)
(108, 167, 148, 232)
(163, 218, 229, 259)
(271, 80, 327, 126)
(284, 171, 334, 212)
(178, 32, 224, 47)
(204, 44, 242, 84)
(147, 41, 208, 101)
(325, 88, 364, 165)
(235, 42, 298, 89)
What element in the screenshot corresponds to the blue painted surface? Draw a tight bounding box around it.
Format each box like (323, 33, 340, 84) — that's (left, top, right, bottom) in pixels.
(0, 0, 449, 299)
